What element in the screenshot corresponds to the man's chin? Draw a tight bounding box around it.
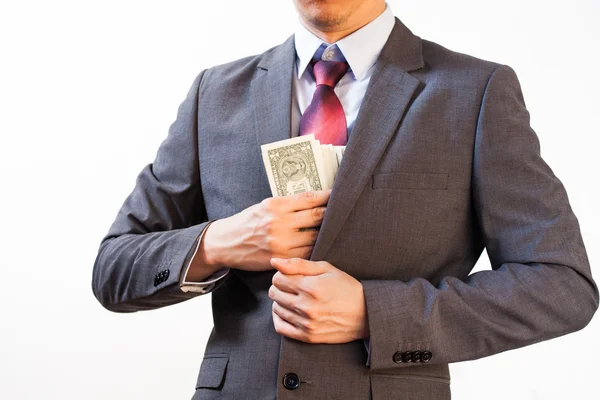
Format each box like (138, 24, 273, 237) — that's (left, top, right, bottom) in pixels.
(305, 9, 349, 30)
(297, 1, 349, 29)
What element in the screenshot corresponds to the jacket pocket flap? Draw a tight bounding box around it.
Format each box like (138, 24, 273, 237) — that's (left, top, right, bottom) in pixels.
(196, 354, 229, 389)
(372, 172, 448, 190)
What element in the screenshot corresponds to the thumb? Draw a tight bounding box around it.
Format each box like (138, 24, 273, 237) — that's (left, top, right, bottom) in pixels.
(270, 257, 326, 276)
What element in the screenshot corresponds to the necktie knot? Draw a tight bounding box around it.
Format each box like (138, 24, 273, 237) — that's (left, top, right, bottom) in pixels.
(312, 60, 349, 88)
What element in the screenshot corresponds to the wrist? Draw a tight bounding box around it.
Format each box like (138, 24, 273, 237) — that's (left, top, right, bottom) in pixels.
(198, 220, 226, 271)
(185, 221, 224, 282)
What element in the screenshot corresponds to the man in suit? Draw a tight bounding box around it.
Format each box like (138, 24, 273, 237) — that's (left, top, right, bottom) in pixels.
(92, 1, 598, 399)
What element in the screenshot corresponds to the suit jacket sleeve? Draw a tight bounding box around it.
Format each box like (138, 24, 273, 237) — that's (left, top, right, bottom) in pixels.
(91, 69, 226, 312)
(360, 64, 599, 371)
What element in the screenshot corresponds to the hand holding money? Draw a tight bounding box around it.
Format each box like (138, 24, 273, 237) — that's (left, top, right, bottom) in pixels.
(197, 190, 332, 272)
(188, 135, 342, 276)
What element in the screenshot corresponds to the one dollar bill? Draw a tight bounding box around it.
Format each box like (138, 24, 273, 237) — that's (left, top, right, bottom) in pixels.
(261, 134, 345, 197)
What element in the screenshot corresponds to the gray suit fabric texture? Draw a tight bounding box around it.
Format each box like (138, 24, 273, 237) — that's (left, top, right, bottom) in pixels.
(92, 17, 599, 400)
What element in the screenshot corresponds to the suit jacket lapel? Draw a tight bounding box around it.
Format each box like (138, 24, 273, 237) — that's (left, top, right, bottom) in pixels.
(252, 36, 296, 147)
(310, 18, 425, 261)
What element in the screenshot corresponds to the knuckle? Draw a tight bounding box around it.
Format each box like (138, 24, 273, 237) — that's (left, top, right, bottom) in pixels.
(297, 303, 312, 318)
(261, 197, 279, 213)
(260, 197, 272, 209)
(302, 320, 315, 333)
(298, 278, 314, 295)
(311, 291, 320, 302)
(300, 280, 315, 297)
(272, 302, 281, 315)
(262, 221, 274, 236)
(267, 232, 283, 248)
(267, 211, 281, 226)
(304, 334, 316, 344)
(272, 272, 281, 286)
(303, 308, 314, 320)
(300, 191, 316, 203)
(310, 207, 322, 220)
(264, 235, 274, 250)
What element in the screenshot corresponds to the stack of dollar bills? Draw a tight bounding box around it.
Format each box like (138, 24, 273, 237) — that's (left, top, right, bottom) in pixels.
(261, 134, 345, 197)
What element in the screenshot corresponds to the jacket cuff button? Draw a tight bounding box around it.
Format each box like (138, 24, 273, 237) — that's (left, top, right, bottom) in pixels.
(421, 351, 433, 363)
(412, 351, 422, 362)
(393, 351, 403, 363)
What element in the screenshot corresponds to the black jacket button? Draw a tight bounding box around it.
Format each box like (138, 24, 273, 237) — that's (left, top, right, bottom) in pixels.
(421, 351, 433, 363)
(154, 270, 170, 286)
(393, 351, 403, 363)
(402, 351, 413, 363)
(283, 373, 300, 390)
(413, 351, 422, 363)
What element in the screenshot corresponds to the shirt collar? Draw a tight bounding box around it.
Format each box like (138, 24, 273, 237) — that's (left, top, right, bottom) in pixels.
(294, 3, 395, 81)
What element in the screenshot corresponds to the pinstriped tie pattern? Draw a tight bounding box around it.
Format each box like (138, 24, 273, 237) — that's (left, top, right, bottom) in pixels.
(299, 60, 349, 145)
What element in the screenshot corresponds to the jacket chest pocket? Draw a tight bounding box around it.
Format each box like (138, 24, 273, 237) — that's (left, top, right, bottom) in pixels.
(371, 171, 448, 190)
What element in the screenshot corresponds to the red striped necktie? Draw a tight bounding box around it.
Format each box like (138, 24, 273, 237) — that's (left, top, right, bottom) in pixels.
(299, 60, 349, 145)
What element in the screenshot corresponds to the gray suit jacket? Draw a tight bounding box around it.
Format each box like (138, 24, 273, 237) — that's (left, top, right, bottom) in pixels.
(92, 18, 599, 400)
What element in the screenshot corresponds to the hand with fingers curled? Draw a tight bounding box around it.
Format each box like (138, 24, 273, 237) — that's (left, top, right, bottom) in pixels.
(268, 257, 369, 344)
(197, 190, 332, 275)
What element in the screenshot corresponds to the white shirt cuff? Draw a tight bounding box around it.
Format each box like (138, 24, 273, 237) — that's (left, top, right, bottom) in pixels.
(179, 221, 230, 293)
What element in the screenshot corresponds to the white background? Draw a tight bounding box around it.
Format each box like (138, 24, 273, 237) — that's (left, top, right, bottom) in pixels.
(1, 0, 599, 399)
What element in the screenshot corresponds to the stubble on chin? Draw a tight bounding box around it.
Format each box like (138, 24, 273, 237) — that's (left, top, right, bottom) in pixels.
(298, 0, 350, 31)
